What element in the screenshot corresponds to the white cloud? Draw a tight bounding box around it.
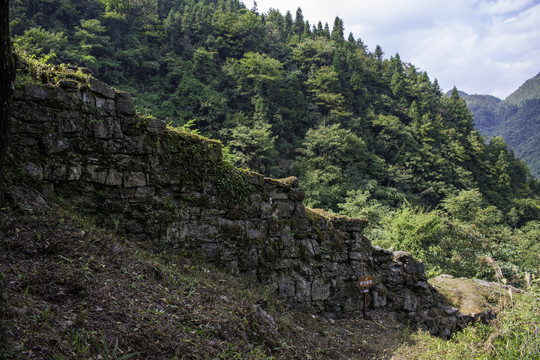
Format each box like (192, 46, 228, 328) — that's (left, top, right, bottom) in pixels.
(251, 0, 540, 98)
(477, 0, 535, 15)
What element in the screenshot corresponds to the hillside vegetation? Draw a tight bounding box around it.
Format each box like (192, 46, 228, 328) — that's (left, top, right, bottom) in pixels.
(9, 0, 540, 296)
(461, 72, 540, 179)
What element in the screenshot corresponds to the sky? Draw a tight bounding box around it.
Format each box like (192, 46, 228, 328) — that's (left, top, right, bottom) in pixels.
(249, 0, 540, 99)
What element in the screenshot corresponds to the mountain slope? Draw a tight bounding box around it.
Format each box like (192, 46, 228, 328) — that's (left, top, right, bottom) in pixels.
(505, 72, 540, 106)
(462, 94, 501, 133)
(461, 72, 540, 178)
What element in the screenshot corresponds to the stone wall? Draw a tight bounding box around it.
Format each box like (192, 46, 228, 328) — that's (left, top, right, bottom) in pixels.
(7, 75, 468, 337)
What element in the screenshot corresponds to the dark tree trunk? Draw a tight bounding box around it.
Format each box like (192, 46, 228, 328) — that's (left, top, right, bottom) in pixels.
(0, 0, 15, 199)
(0, 3, 12, 350)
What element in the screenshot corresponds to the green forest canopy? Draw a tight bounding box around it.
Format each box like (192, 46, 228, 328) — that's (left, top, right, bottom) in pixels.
(10, 0, 540, 284)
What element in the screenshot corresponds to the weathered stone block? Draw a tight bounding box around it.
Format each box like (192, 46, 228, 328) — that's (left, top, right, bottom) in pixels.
(13, 87, 25, 100)
(41, 182, 55, 198)
(146, 118, 166, 135)
(119, 188, 137, 199)
(44, 164, 67, 180)
(371, 287, 388, 308)
(260, 201, 272, 216)
(96, 98, 116, 117)
(25, 84, 51, 101)
(58, 79, 79, 91)
(43, 87, 71, 110)
(289, 188, 305, 201)
(247, 248, 259, 268)
(92, 121, 109, 139)
(105, 169, 123, 186)
(349, 251, 364, 260)
(295, 278, 311, 302)
(58, 112, 85, 133)
(68, 92, 83, 108)
(124, 172, 147, 187)
(386, 267, 405, 286)
(274, 258, 294, 269)
(272, 200, 295, 218)
(88, 77, 116, 99)
(116, 92, 136, 115)
(278, 276, 295, 297)
(245, 220, 267, 240)
(68, 165, 82, 181)
(403, 293, 418, 312)
(201, 242, 219, 260)
(299, 239, 316, 257)
(25, 163, 43, 180)
(268, 190, 288, 200)
(82, 92, 97, 114)
(249, 192, 262, 206)
(41, 134, 70, 153)
(185, 222, 219, 241)
(283, 243, 300, 258)
(312, 278, 330, 301)
(86, 165, 107, 184)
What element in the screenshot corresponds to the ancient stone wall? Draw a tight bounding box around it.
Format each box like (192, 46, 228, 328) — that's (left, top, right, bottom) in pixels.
(6, 75, 466, 337)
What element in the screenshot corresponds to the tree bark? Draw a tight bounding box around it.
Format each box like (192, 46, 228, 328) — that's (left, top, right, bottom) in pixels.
(0, 4, 12, 350)
(0, 0, 15, 200)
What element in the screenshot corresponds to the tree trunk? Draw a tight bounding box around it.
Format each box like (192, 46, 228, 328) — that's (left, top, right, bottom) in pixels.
(0, 4, 12, 350)
(0, 0, 15, 199)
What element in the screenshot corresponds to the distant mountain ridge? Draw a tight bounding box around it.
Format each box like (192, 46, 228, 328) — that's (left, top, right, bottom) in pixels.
(505, 72, 540, 106)
(457, 72, 540, 178)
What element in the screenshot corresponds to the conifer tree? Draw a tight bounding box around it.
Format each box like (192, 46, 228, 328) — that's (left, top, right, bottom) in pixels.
(316, 21, 324, 36)
(323, 22, 330, 38)
(283, 10, 293, 36)
(331, 16, 344, 42)
(293, 7, 304, 35)
(303, 21, 312, 39)
(374, 45, 384, 61)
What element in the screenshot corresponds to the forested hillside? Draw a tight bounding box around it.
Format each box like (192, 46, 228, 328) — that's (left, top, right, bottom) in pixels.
(460, 72, 540, 179)
(10, 0, 540, 283)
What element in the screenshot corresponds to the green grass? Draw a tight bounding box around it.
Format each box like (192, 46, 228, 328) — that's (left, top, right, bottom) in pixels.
(393, 287, 540, 359)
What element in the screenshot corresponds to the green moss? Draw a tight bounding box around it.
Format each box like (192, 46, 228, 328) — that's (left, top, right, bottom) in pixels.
(305, 209, 325, 242)
(163, 124, 256, 204)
